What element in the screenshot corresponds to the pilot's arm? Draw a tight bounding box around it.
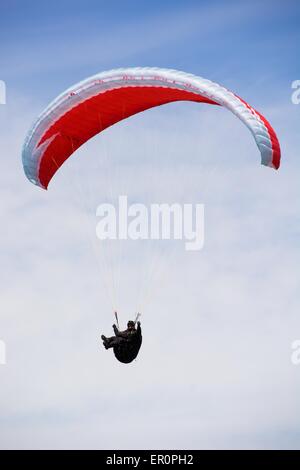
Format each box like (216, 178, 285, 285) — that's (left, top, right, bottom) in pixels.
(113, 324, 119, 335)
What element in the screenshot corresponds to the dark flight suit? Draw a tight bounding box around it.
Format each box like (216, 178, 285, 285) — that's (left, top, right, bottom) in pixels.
(102, 322, 142, 364)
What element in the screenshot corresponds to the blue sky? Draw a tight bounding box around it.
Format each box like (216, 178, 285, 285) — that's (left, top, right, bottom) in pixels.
(0, 0, 300, 450)
(1, 0, 299, 100)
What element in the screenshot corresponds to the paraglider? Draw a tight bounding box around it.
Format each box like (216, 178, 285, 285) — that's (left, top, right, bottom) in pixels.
(22, 67, 281, 364)
(22, 67, 281, 190)
(101, 315, 142, 364)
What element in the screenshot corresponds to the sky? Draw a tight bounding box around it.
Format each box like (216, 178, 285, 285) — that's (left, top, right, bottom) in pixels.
(0, 0, 300, 450)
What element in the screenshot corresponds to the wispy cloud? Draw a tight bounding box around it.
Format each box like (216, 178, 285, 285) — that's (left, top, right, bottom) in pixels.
(0, 0, 299, 450)
(1, 1, 277, 78)
(1, 92, 300, 448)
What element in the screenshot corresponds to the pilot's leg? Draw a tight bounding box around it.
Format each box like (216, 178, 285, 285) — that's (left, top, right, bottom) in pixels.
(101, 335, 114, 349)
(102, 335, 123, 349)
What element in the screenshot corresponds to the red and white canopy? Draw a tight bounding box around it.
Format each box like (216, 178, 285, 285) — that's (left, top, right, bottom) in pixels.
(22, 67, 281, 189)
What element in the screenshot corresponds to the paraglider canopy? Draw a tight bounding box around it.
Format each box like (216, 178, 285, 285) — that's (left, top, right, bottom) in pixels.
(22, 67, 281, 189)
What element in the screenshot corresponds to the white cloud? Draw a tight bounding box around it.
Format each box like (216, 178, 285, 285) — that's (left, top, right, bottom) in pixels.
(0, 89, 300, 450)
